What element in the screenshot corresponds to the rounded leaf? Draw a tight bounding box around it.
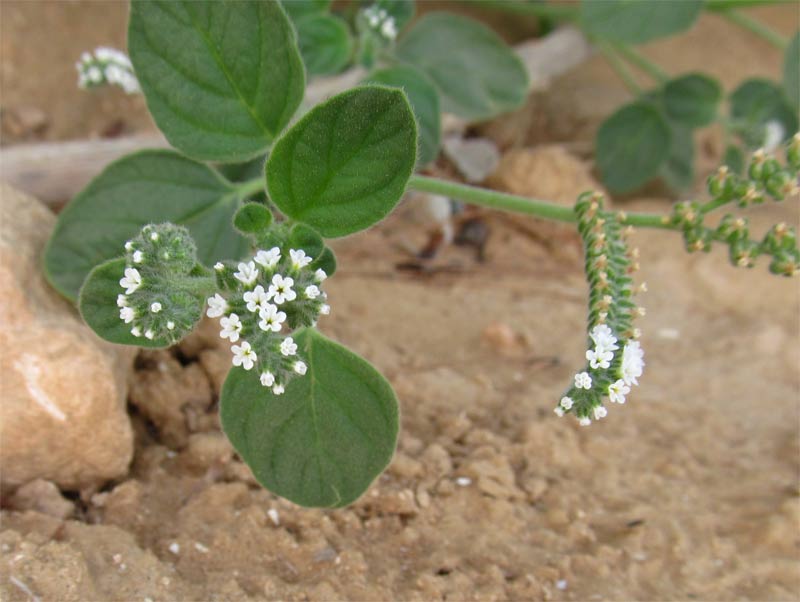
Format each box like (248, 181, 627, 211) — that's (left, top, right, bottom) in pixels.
(784, 32, 799, 111)
(366, 66, 441, 166)
(581, 0, 702, 44)
(664, 74, 722, 128)
(596, 102, 671, 193)
(396, 12, 529, 121)
(234, 203, 273, 235)
(44, 150, 250, 302)
(730, 79, 798, 149)
(295, 14, 353, 76)
(220, 329, 399, 507)
(128, 0, 305, 162)
(266, 86, 417, 237)
(659, 121, 695, 191)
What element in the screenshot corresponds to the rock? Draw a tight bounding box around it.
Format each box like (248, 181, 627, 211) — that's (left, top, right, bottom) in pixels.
(482, 321, 526, 356)
(2, 106, 48, 138)
(0, 183, 134, 490)
(7, 479, 74, 520)
(181, 432, 233, 472)
(442, 136, 501, 183)
(486, 146, 603, 206)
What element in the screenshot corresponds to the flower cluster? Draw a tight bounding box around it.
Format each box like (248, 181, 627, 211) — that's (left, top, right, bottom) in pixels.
(554, 193, 646, 425)
(117, 224, 205, 344)
(362, 5, 398, 40)
(208, 246, 329, 395)
(670, 134, 800, 276)
(76, 47, 140, 94)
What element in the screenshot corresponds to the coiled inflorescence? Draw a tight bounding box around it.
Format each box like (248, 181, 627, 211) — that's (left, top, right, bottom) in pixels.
(208, 246, 330, 396)
(117, 224, 206, 344)
(554, 192, 646, 425)
(668, 133, 800, 276)
(76, 47, 140, 94)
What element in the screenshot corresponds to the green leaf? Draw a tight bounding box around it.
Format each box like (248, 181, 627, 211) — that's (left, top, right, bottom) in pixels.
(659, 121, 695, 191)
(581, 0, 702, 44)
(730, 78, 799, 149)
(596, 102, 672, 193)
(220, 328, 399, 507)
(663, 74, 723, 128)
(44, 150, 250, 302)
(295, 14, 353, 76)
(128, 0, 305, 162)
(723, 144, 745, 175)
(79, 259, 176, 348)
(266, 86, 417, 237)
(281, 0, 331, 21)
(365, 66, 441, 166)
(396, 12, 529, 121)
(288, 224, 325, 258)
(311, 246, 337, 276)
(234, 203, 273, 235)
(784, 32, 799, 111)
(376, 0, 415, 30)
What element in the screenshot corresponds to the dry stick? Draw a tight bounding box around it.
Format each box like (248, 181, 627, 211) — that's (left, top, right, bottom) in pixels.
(0, 28, 592, 206)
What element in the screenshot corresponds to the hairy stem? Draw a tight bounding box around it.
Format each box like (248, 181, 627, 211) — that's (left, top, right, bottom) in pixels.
(236, 177, 266, 199)
(717, 9, 788, 49)
(596, 41, 643, 95)
(612, 43, 670, 83)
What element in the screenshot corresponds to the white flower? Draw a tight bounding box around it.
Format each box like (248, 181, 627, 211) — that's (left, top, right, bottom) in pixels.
(560, 396, 574, 410)
(119, 267, 142, 294)
(554, 407, 565, 417)
(272, 384, 285, 396)
(125, 241, 134, 251)
(579, 417, 592, 426)
(315, 269, 327, 282)
(304, 285, 320, 299)
(590, 324, 618, 353)
(150, 302, 162, 313)
(621, 341, 645, 386)
(574, 371, 592, 389)
(267, 274, 296, 304)
(254, 247, 281, 269)
(593, 406, 608, 420)
(131, 326, 142, 337)
(293, 361, 307, 375)
(243, 285, 269, 313)
(149, 232, 159, 242)
(214, 262, 225, 271)
(320, 304, 331, 315)
(132, 250, 144, 263)
(260, 371, 275, 387)
(206, 293, 228, 318)
(120, 307, 135, 323)
(234, 261, 259, 286)
(167, 321, 176, 330)
(763, 120, 785, 153)
(117, 294, 128, 307)
(289, 249, 312, 270)
(258, 303, 286, 332)
(231, 341, 257, 370)
(145, 329, 155, 340)
(220, 313, 243, 342)
(280, 337, 297, 356)
(586, 347, 614, 370)
(380, 18, 397, 39)
(608, 379, 630, 404)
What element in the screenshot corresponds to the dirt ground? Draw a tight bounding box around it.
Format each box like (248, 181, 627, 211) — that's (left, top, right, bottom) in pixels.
(1, 2, 799, 601)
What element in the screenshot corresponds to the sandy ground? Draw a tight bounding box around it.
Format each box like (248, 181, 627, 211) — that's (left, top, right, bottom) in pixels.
(1, 2, 799, 601)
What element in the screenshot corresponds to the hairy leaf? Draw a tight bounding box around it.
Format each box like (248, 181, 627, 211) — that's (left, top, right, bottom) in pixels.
(266, 86, 417, 237)
(128, 0, 305, 161)
(596, 102, 671, 193)
(581, 0, 702, 44)
(659, 121, 695, 191)
(663, 74, 722, 127)
(730, 79, 798, 148)
(220, 328, 399, 507)
(784, 32, 799, 111)
(365, 66, 441, 166)
(396, 12, 529, 121)
(44, 151, 250, 302)
(295, 14, 353, 76)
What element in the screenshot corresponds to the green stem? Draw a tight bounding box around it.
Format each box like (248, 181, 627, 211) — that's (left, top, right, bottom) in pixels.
(613, 43, 670, 84)
(236, 177, 265, 199)
(596, 41, 643, 95)
(718, 9, 788, 49)
(407, 175, 674, 230)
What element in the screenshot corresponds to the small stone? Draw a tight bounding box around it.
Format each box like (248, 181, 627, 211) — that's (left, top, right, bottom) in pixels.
(482, 321, 525, 355)
(8, 479, 74, 519)
(182, 432, 233, 471)
(442, 135, 501, 183)
(3, 106, 48, 137)
(168, 542, 180, 555)
(0, 184, 134, 490)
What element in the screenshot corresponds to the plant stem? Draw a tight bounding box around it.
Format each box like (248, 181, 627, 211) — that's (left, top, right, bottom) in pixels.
(236, 177, 265, 199)
(612, 44, 670, 84)
(717, 9, 788, 49)
(407, 175, 674, 231)
(596, 41, 643, 95)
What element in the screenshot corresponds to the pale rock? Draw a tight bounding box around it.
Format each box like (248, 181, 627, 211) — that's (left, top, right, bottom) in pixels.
(486, 146, 603, 206)
(0, 184, 134, 490)
(8, 479, 74, 519)
(442, 135, 501, 183)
